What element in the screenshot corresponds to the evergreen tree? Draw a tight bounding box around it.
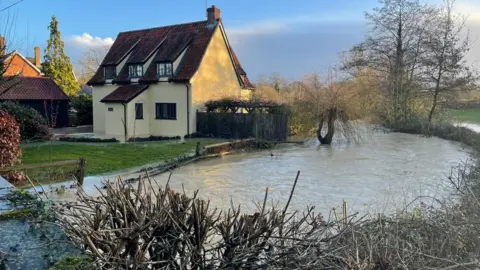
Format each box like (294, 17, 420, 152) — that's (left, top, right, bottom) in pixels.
(42, 16, 79, 96)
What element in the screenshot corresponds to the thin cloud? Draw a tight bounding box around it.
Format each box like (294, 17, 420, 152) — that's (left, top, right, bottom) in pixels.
(227, 21, 287, 37)
(226, 11, 363, 44)
(456, 1, 480, 22)
(68, 33, 114, 48)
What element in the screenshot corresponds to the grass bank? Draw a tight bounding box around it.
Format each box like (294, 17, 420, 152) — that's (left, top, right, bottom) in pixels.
(449, 108, 480, 124)
(19, 139, 224, 186)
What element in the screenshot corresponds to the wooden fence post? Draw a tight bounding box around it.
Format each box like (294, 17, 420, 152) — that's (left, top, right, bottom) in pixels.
(78, 158, 86, 187)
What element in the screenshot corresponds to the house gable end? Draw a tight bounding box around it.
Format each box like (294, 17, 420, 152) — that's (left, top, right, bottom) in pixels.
(2, 51, 42, 77)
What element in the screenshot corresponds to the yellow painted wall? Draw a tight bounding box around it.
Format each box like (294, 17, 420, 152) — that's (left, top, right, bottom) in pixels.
(241, 89, 252, 101)
(92, 85, 117, 134)
(190, 25, 243, 129)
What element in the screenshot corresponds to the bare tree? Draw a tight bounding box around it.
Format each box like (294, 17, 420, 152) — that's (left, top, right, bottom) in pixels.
(421, 0, 475, 122)
(77, 46, 109, 84)
(344, 0, 434, 123)
(0, 13, 22, 92)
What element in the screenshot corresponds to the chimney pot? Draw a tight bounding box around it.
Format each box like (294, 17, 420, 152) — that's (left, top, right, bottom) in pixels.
(0, 36, 5, 57)
(207, 5, 221, 24)
(34, 46, 41, 67)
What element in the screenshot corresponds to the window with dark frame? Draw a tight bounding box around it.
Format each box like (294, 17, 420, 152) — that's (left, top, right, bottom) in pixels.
(108, 107, 114, 112)
(157, 63, 173, 77)
(135, 103, 143, 120)
(155, 103, 176, 120)
(129, 64, 143, 77)
(104, 66, 116, 79)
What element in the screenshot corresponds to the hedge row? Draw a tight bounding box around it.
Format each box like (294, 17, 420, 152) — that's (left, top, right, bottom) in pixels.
(59, 137, 119, 143)
(184, 132, 214, 138)
(127, 136, 181, 142)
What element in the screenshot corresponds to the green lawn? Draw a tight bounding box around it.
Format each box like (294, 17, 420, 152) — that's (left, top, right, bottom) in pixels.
(449, 108, 480, 124)
(19, 139, 224, 186)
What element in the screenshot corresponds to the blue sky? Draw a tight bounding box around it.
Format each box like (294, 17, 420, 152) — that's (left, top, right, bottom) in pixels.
(1, 0, 480, 81)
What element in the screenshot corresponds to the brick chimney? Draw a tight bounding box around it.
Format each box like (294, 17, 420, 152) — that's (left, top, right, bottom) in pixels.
(34, 46, 41, 67)
(0, 35, 5, 57)
(207, 5, 221, 24)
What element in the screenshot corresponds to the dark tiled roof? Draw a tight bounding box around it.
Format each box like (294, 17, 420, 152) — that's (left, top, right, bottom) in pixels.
(230, 49, 255, 89)
(100, 84, 148, 103)
(88, 20, 254, 89)
(0, 76, 69, 101)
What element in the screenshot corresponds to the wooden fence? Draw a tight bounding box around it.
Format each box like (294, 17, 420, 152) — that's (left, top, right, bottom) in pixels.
(196, 112, 289, 142)
(0, 158, 86, 186)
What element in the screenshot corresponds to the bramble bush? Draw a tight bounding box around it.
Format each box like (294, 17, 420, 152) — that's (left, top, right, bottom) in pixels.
(0, 101, 52, 142)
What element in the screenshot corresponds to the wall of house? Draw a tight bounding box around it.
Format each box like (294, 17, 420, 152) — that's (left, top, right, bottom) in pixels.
(127, 92, 151, 138)
(93, 83, 189, 139)
(92, 85, 118, 134)
(148, 83, 188, 137)
(3, 54, 41, 77)
(190, 26, 243, 133)
(104, 103, 126, 140)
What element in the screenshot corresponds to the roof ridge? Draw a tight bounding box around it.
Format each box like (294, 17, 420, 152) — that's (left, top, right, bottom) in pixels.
(119, 20, 207, 34)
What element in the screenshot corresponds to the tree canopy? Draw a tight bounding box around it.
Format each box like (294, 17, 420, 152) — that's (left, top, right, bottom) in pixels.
(42, 16, 80, 97)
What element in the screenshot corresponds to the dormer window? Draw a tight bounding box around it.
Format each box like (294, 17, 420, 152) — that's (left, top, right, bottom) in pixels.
(129, 64, 143, 78)
(157, 63, 173, 77)
(104, 66, 116, 79)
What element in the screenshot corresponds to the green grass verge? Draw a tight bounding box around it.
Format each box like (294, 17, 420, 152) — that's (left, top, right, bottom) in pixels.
(19, 139, 225, 186)
(449, 108, 480, 124)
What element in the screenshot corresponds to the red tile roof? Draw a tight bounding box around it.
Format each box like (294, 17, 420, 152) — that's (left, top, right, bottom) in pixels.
(88, 20, 255, 90)
(0, 76, 69, 101)
(100, 85, 148, 103)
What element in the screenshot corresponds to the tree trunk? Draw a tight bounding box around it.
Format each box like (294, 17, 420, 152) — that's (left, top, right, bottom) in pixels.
(317, 109, 337, 145)
(428, 90, 439, 122)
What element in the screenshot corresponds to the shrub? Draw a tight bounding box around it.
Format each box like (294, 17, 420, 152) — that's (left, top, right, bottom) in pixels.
(54, 176, 331, 269)
(48, 256, 92, 270)
(0, 109, 23, 183)
(127, 135, 181, 142)
(386, 118, 480, 149)
(70, 94, 92, 126)
(184, 132, 207, 138)
(0, 101, 52, 142)
(58, 137, 118, 143)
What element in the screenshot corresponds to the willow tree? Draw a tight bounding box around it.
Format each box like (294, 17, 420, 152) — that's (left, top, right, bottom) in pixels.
(287, 72, 361, 145)
(42, 16, 79, 96)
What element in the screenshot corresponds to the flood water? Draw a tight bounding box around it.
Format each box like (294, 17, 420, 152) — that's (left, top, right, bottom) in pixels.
(55, 128, 471, 217)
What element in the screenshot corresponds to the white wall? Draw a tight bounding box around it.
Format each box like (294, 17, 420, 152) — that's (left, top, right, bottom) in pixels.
(148, 83, 188, 137)
(92, 85, 118, 134)
(104, 103, 126, 140)
(127, 92, 151, 138)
